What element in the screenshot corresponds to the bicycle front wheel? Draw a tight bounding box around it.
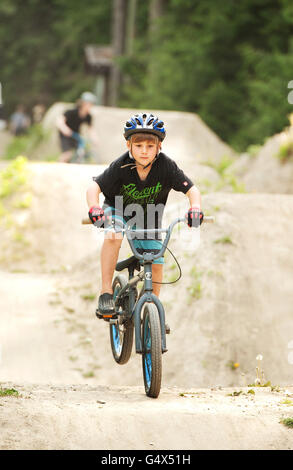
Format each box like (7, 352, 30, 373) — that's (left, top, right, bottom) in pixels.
(142, 303, 162, 398)
(110, 274, 134, 365)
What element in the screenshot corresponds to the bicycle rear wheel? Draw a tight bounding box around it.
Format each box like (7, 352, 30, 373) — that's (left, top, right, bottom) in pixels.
(142, 303, 162, 398)
(110, 274, 134, 365)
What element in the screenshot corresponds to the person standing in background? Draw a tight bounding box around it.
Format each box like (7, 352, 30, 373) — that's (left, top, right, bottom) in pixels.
(9, 105, 31, 136)
(56, 92, 98, 163)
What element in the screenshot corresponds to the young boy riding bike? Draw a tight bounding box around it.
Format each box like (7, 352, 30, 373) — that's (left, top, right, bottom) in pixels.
(86, 113, 203, 317)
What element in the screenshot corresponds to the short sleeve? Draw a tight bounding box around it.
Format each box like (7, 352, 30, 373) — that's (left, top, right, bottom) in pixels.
(85, 114, 92, 126)
(63, 109, 72, 122)
(93, 161, 120, 196)
(168, 160, 194, 194)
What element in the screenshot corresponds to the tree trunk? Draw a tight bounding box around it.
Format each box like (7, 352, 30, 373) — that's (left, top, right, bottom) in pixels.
(109, 0, 127, 106)
(125, 0, 137, 56)
(148, 0, 165, 85)
(149, 0, 165, 35)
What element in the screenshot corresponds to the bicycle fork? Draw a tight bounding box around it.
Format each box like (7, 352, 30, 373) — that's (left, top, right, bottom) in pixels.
(132, 261, 167, 354)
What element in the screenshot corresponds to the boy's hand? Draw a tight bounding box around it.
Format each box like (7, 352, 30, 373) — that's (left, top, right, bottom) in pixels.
(89, 206, 105, 225)
(186, 206, 204, 228)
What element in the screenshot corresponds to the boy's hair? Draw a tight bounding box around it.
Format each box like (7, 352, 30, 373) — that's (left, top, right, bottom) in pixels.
(130, 133, 159, 144)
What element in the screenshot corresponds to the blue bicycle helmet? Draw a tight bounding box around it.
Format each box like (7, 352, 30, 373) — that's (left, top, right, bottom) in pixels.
(124, 113, 166, 141)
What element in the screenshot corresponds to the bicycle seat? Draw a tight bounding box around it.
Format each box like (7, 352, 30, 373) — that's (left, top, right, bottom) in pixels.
(115, 255, 141, 272)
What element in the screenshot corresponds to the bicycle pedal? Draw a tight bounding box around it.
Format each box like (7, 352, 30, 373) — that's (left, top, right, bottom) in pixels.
(96, 310, 117, 321)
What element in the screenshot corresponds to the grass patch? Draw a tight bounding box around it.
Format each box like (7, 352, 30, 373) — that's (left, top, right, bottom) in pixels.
(214, 235, 233, 245)
(4, 124, 49, 160)
(248, 381, 273, 388)
(280, 399, 293, 406)
(0, 156, 29, 199)
(205, 155, 235, 176)
(69, 355, 78, 362)
(246, 144, 261, 158)
(187, 266, 202, 301)
(12, 192, 32, 209)
(82, 371, 95, 378)
(64, 307, 75, 314)
(276, 141, 293, 163)
(81, 293, 96, 301)
(280, 417, 293, 428)
(0, 387, 19, 397)
(226, 360, 240, 371)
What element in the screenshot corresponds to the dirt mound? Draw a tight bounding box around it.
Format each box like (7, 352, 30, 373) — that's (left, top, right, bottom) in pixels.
(0, 382, 292, 450)
(0, 161, 218, 272)
(1, 161, 293, 389)
(232, 127, 293, 194)
(1, 159, 293, 450)
(0, 130, 12, 157)
(43, 103, 235, 166)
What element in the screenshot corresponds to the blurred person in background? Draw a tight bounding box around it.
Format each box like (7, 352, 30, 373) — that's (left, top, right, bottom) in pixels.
(56, 91, 99, 163)
(32, 103, 46, 124)
(9, 104, 31, 136)
(0, 104, 6, 131)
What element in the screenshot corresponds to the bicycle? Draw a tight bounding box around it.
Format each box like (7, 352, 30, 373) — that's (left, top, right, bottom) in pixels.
(70, 132, 93, 163)
(82, 214, 214, 398)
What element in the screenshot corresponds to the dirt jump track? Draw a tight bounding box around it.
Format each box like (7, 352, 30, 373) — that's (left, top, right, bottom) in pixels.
(0, 107, 293, 450)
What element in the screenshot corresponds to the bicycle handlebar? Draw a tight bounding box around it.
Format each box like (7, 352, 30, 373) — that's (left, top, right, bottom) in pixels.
(82, 215, 215, 261)
(81, 216, 215, 225)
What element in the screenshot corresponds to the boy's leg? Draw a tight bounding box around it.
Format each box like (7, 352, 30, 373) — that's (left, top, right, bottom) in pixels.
(100, 232, 123, 294)
(152, 263, 163, 297)
(59, 150, 73, 163)
(97, 231, 123, 316)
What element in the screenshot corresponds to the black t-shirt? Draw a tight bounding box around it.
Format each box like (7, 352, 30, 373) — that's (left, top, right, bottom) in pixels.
(93, 152, 194, 236)
(63, 108, 92, 133)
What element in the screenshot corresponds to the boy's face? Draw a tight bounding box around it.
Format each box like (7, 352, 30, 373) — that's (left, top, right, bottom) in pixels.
(79, 101, 92, 115)
(127, 138, 161, 167)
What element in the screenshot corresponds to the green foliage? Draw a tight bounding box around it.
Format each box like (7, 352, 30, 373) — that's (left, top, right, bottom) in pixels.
(121, 0, 293, 151)
(276, 140, 293, 163)
(0, 156, 29, 200)
(4, 125, 48, 160)
(280, 417, 293, 428)
(227, 390, 243, 396)
(214, 235, 233, 245)
(0, 387, 19, 397)
(187, 266, 202, 301)
(205, 155, 235, 176)
(2, 1, 293, 152)
(0, 0, 111, 115)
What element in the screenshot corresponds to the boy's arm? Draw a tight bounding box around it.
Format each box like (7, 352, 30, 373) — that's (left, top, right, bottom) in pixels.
(56, 115, 72, 137)
(86, 182, 105, 224)
(86, 181, 102, 208)
(186, 185, 201, 209)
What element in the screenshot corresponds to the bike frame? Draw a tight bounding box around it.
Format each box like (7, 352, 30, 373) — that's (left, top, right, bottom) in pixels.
(112, 217, 186, 354)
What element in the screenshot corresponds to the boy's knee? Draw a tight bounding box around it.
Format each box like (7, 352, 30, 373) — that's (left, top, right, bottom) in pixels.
(104, 234, 123, 245)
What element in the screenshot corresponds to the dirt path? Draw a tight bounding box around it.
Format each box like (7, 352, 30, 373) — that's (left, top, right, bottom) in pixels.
(1, 161, 293, 450)
(0, 271, 87, 385)
(0, 382, 292, 450)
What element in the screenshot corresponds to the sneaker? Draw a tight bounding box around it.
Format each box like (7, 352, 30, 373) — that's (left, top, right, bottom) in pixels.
(96, 293, 115, 318)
